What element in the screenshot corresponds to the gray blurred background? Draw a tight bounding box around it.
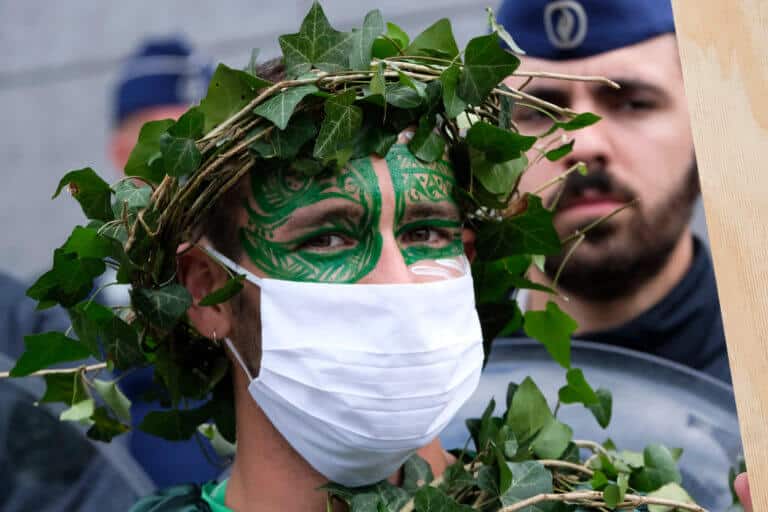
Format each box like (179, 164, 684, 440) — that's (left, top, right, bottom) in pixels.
(0, 0, 708, 280)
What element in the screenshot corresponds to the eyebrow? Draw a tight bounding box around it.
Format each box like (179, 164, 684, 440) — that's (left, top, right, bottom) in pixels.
(524, 77, 670, 108)
(400, 202, 460, 224)
(286, 203, 365, 230)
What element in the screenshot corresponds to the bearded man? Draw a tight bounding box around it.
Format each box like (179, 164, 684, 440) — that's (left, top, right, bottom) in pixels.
(497, 0, 730, 382)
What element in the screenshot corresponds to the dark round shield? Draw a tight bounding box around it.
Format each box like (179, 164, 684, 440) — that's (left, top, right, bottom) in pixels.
(439, 338, 742, 511)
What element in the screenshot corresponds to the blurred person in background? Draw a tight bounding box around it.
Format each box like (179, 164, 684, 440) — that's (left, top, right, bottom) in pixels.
(107, 35, 224, 487)
(497, 0, 730, 382)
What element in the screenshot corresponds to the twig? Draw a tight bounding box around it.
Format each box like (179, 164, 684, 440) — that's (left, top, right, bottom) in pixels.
(498, 490, 708, 512)
(553, 233, 585, 288)
(512, 71, 620, 89)
(0, 362, 108, 379)
(539, 459, 594, 477)
(561, 200, 638, 244)
(574, 440, 611, 457)
(532, 162, 586, 196)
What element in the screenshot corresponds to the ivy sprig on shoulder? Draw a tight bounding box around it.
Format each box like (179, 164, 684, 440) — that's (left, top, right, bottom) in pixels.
(0, 2, 704, 510)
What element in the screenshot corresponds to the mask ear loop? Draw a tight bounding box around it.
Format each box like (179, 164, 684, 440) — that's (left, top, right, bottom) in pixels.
(200, 245, 263, 287)
(225, 337, 255, 382)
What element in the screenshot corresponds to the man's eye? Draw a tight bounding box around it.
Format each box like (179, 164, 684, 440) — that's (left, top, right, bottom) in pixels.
(513, 107, 550, 125)
(615, 98, 657, 113)
(298, 234, 348, 250)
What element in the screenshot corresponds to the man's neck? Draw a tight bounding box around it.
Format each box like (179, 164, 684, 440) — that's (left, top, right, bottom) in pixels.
(527, 232, 694, 333)
(224, 380, 453, 512)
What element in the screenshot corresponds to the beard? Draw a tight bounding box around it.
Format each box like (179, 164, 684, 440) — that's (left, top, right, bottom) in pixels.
(543, 159, 700, 302)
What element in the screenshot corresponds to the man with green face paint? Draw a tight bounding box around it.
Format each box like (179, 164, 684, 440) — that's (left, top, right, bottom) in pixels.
(127, 60, 484, 512)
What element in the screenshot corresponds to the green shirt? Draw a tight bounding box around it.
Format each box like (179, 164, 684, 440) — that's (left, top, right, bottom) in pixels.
(129, 480, 231, 512)
(201, 480, 231, 512)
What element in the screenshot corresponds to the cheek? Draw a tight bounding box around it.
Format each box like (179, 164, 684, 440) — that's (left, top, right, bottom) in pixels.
(517, 158, 562, 200)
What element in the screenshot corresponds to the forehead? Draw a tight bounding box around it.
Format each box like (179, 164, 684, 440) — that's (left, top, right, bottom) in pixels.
(509, 34, 682, 92)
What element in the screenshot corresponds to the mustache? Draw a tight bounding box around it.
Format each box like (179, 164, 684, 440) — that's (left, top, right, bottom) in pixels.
(551, 166, 636, 210)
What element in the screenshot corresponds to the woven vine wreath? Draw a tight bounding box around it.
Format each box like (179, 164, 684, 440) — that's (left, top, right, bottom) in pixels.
(3, 3, 708, 511)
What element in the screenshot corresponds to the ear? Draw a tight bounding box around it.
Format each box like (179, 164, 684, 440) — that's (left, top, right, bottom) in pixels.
(177, 245, 234, 340)
(462, 228, 477, 263)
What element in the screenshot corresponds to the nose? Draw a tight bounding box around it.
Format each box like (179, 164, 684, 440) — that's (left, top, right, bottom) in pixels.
(361, 235, 415, 284)
(563, 104, 612, 173)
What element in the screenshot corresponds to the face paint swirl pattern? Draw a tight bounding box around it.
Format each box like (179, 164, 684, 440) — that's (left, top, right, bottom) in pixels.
(241, 158, 382, 283)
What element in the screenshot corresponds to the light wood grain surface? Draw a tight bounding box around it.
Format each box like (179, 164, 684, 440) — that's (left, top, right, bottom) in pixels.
(671, 1, 768, 509)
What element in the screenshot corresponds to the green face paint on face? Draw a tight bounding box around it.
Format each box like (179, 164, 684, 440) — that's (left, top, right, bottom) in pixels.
(385, 144, 464, 266)
(241, 158, 383, 283)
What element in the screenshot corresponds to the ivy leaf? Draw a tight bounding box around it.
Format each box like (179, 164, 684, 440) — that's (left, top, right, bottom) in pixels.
(385, 84, 423, 109)
(500, 461, 553, 509)
(545, 140, 574, 161)
(440, 64, 467, 119)
(586, 388, 613, 428)
(87, 407, 130, 442)
(198, 423, 237, 458)
(160, 134, 202, 177)
(532, 419, 573, 459)
(124, 119, 175, 182)
(647, 483, 695, 512)
(506, 377, 553, 443)
(466, 121, 536, 162)
(199, 63, 270, 132)
(313, 90, 362, 162)
(442, 463, 476, 492)
(61, 225, 118, 260)
(590, 470, 609, 490)
(252, 112, 318, 160)
(350, 10, 385, 70)
(53, 167, 113, 222)
(279, 1, 352, 78)
(603, 483, 621, 509)
(371, 22, 410, 59)
(405, 19, 459, 59)
(523, 301, 577, 369)
(558, 368, 599, 405)
(477, 301, 523, 360)
(60, 398, 95, 422)
(475, 195, 561, 259)
(414, 486, 473, 512)
(473, 256, 530, 304)
(40, 373, 78, 404)
(558, 112, 601, 131)
(92, 379, 132, 423)
(139, 402, 214, 441)
(408, 116, 445, 162)
(497, 424, 519, 459)
(199, 275, 245, 306)
(132, 284, 192, 329)
(244, 48, 260, 76)
(471, 150, 527, 196)
(112, 180, 151, 218)
(168, 107, 204, 139)
(487, 7, 526, 55)
(351, 120, 398, 159)
(458, 33, 520, 105)
(69, 301, 142, 369)
(27, 250, 105, 308)
(631, 445, 682, 492)
(253, 84, 319, 130)
(403, 455, 434, 494)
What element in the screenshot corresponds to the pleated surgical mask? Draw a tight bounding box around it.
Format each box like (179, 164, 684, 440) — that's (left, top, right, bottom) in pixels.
(203, 246, 483, 486)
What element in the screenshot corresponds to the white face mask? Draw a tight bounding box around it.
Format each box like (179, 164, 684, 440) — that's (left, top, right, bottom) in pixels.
(203, 246, 484, 487)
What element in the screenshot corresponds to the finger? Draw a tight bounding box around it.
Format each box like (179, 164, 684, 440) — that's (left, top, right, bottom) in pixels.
(734, 472, 753, 512)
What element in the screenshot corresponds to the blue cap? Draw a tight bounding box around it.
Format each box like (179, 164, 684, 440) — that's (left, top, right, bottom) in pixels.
(113, 36, 213, 125)
(496, 0, 676, 60)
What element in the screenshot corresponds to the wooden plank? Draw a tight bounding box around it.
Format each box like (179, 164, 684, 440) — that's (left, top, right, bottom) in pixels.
(671, 1, 768, 509)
